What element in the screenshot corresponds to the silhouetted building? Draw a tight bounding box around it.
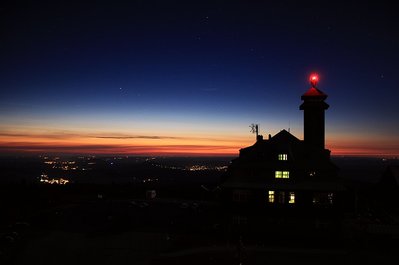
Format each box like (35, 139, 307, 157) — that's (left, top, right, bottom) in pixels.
(221, 74, 345, 209)
(376, 165, 399, 208)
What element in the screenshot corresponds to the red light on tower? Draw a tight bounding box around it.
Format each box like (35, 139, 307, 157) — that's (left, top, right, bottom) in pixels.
(310, 73, 319, 87)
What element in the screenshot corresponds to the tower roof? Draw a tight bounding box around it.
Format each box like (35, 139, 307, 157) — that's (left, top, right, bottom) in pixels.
(301, 86, 328, 100)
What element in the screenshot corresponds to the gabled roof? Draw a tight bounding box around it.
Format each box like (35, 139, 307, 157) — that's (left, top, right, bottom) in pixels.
(270, 129, 301, 144)
(239, 129, 302, 156)
(237, 129, 335, 165)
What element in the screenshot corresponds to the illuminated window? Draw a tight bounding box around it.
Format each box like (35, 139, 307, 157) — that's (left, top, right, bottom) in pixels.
(268, 190, 275, 203)
(278, 154, 288, 160)
(289, 192, 295, 204)
(275, 171, 289, 179)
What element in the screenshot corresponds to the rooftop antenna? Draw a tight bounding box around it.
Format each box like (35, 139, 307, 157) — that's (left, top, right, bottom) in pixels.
(250, 123, 259, 138)
(288, 120, 291, 133)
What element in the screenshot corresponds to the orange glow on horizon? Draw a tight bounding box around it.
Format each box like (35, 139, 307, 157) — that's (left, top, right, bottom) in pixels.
(0, 142, 242, 156)
(1, 128, 398, 158)
(330, 148, 399, 158)
(0, 129, 251, 156)
(1, 139, 398, 158)
(327, 135, 399, 158)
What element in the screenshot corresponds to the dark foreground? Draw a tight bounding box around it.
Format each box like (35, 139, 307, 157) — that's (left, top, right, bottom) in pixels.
(2, 190, 399, 265)
(1, 156, 399, 264)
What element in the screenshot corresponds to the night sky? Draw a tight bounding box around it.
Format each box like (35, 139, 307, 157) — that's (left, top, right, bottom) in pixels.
(1, 1, 398, 157)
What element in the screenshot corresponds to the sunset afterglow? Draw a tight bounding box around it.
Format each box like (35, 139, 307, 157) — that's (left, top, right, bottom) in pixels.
(1, 1, 398, 158)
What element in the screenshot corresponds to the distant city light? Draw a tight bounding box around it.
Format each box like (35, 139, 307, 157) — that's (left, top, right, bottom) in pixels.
(39, 174, 69, 185)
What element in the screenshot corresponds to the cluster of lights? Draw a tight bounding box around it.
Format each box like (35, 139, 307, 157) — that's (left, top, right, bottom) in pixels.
(60, 161, 77, 170)
(78, 156, 96, 160)
(215, 166, 228, 171)
(187, 165, 228, 171)
(39, 174, 70, 185)
(187, 165, 208, 171)
(42, 156, 95, 171)
(152, 163, 228, 172)
(151, 163, 183, 170)
(142, 177, 159, 183)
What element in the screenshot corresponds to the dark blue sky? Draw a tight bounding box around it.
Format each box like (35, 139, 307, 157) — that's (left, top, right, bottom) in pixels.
(1, 1, 398, 156)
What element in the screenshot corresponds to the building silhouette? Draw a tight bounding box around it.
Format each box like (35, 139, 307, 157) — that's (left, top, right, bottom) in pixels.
(221, 74, 345, 209)
(376, 165, 399, 208)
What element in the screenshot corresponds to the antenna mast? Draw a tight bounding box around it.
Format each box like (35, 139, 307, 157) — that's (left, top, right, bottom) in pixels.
(250, 123, 259, 137)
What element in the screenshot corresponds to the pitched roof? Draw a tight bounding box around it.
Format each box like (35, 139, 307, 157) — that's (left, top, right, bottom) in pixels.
(237, 133, 299, 162)
(270, 129, 301, 144)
